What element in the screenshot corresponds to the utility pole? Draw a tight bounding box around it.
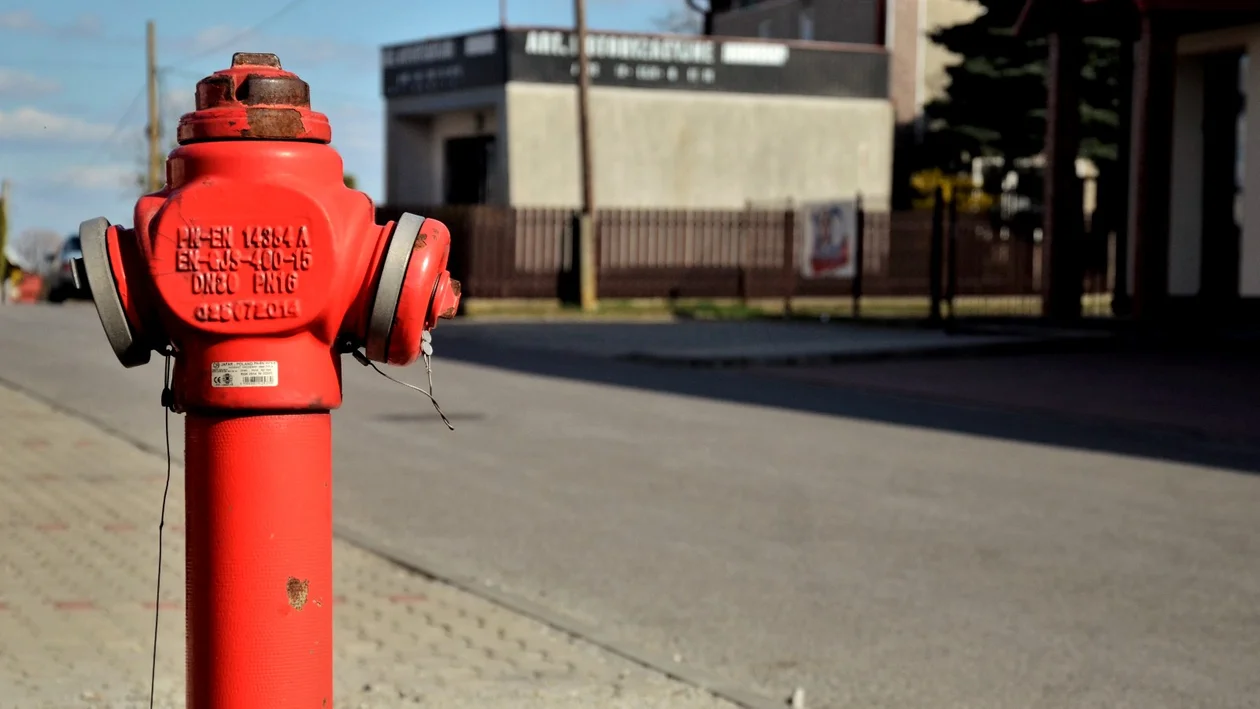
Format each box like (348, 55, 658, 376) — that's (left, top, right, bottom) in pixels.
(146, 20, 163, 193)
(500, 0, 508, 26)
(573, 0, 597, 312)
(0, 179, 10, 304)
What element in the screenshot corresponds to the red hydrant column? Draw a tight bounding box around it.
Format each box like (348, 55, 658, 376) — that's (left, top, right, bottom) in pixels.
(185, 413, 332, 707)
(71, 52, 461, 709)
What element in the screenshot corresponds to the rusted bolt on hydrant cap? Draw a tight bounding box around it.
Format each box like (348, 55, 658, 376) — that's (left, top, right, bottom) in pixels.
(177, 53, 332, 145)
(429, 275, 462, 326)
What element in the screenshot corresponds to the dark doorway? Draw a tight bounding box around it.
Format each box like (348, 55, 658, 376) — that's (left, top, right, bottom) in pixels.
(443, 135, 496, 205)
(1199, 51, 1246, 306)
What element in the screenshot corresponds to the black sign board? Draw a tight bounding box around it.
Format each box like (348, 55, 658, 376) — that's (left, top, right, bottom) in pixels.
(382, 28, 888, 101)
(381, 29, 506, 98)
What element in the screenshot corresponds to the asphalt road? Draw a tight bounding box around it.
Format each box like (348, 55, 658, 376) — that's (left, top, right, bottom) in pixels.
(3, 303, 1259, 709)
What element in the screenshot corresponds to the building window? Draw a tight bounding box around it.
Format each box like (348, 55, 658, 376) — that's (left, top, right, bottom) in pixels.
(799, 9, 815, 41)
(757, 19, 772, 38)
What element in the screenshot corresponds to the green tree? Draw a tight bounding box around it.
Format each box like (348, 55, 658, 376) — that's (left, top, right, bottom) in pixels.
(922, 0, 1121, 190)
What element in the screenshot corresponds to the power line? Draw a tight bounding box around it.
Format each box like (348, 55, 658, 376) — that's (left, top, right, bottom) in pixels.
(171, 0, 311, 68)
(84, 85, 147, 166)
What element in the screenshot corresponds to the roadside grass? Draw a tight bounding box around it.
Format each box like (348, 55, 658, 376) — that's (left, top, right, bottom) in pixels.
(460, 294, 1114, 322)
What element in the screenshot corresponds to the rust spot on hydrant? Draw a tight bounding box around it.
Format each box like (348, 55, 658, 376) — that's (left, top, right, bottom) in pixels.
(286, 577, 309, 610)
(242, 108, 305, 139)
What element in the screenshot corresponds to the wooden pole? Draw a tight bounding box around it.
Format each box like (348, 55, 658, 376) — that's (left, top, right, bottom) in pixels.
(853, 194, 865, 318)
(929, 186, 945, 323)
(500, 0, 509, 25)
(146, 20, 163, 194)
(0, 179, 10, 304)
(573, 0, 598, 312)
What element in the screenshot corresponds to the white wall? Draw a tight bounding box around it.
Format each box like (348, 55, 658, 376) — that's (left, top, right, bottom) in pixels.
(1178, 23, 1260, 297)
(505, 83, 894, 209)
(1168, 55, 1204, 296)
(1244, 37, 1260, 296)
(385, 89, 505, 206)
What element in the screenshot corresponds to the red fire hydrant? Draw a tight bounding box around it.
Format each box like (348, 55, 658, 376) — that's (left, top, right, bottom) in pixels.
(73, 53, 460, 708)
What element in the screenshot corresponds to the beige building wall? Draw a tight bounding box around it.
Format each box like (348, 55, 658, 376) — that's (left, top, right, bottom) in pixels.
(887, 0, 921, 124)
(504, 82, 894, 210)
(920, 0, 982, 105)
(886, 0, 982, 124)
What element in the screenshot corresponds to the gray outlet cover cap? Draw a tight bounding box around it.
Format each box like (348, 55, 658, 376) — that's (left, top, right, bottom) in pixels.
(366, 212, 426, 363)
(78, 217, 151, 368)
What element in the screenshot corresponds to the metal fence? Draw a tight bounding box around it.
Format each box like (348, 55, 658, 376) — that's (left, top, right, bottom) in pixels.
(377, 197, 1111, 317)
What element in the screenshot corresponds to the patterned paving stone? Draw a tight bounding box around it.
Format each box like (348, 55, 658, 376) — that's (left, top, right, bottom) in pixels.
(0, 385, 735, 709)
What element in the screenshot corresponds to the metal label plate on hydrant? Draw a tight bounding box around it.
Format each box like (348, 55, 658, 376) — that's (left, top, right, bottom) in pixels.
(210, 361, 279, 388)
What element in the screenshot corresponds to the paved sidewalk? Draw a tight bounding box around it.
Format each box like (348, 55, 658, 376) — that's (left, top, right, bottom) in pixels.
(0, 385, 736, 709)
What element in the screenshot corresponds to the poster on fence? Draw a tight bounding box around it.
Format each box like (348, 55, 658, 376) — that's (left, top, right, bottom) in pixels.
(800, 201, 857, 279)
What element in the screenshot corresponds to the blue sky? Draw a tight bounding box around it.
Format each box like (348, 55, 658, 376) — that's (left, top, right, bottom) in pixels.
(0, 0, 686, 238)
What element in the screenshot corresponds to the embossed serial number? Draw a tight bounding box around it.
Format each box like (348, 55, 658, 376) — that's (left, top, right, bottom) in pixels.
(193, 300, 301, 323)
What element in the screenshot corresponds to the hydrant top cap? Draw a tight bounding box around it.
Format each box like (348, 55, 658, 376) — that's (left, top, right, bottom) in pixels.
(232, 52, 283, 68)
(177, 52, 332, 144)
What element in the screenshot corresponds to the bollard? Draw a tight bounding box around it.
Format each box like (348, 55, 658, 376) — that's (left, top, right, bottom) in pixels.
(73, 52, 460, 708)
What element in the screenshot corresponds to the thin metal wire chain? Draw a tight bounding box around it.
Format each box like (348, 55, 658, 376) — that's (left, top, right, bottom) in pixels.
(150, 346, 176, 709)
(352, 345, 455, 432)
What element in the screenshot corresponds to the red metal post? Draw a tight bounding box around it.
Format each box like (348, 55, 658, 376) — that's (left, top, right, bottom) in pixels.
(185, 413, 333, 707)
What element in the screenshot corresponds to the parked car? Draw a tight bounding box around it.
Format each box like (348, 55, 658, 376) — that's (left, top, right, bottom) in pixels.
(47, 235, 86, 303)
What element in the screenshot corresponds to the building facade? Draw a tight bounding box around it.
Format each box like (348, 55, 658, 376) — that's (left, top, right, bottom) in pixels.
(382, 27, 894, 210)
(707, 0, 982, 125)
(1019, 0, 1260, 321)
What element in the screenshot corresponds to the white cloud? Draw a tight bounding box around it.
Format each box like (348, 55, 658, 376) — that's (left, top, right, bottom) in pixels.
(162, 85, 195, 120)
(0, 10, 102, 38)
(48, 164, 136, 191)
(325, 103, 381, 153)
(62, 14, 102, 39)
(0, 68, 60, 97)
(0, 107, 113, 142)
(0, 10, 38, 30)
(177, 25, 374, 71)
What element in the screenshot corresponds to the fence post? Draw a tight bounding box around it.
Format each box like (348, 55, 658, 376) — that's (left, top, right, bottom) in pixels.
(783, 204, 796, 318)
(738, 201, 751, 307)
(929, 186, 945, 323)
(853, 194, 865, 319)
(559, 210, 582, 305)
(499, 207, 513, 298)
(945, 190, 958, 320)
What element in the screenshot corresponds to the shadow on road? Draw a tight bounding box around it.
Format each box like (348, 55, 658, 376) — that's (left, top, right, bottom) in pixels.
(435, 326, 1260, 476)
